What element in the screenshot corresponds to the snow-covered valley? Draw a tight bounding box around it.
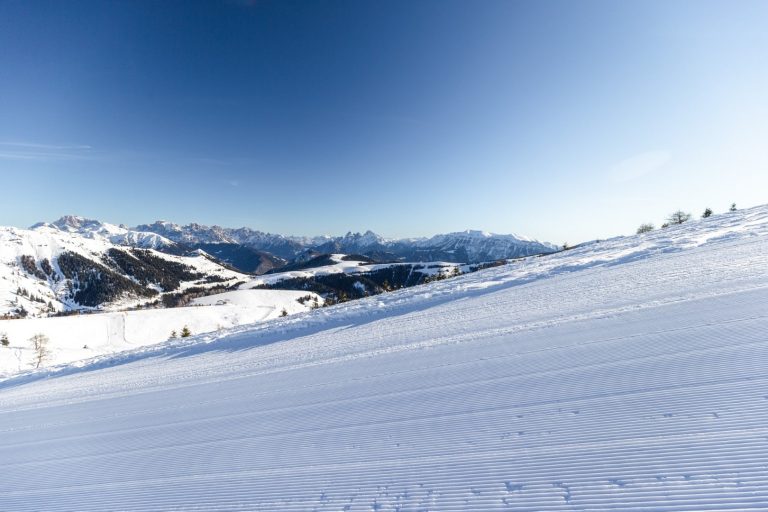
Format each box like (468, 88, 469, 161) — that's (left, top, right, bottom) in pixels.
(0, 206, 767, 510)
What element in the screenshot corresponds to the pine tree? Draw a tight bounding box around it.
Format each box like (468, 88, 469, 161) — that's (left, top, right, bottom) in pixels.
(180, 326, 192, 338)
(702, 208, 713, 218)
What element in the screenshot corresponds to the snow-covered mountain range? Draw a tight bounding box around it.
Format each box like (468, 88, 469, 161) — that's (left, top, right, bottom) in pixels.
(32, 215, 178, 251)
(20, 215, 558, 273)
(133, 219, 558, 263)
(134, 220, 305, 259)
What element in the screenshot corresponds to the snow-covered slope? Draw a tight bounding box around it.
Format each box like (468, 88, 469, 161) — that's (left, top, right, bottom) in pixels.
(0, 289, 322, 375)
(1, 206, 767, 511)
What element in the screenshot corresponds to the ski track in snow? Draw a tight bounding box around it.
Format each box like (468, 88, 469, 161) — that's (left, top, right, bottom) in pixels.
(0, 206, 767, 510)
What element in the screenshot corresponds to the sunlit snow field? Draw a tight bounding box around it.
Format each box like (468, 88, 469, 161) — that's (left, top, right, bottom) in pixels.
(1, 206, 767, 511)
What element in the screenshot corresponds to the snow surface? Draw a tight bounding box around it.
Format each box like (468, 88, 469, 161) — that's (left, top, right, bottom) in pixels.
(0, 289, 322, 376)
(1, 206, 767, 510)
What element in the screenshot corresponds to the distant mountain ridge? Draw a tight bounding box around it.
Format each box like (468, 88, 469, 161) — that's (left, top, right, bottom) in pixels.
(134, 220, 303, 260)
(32, 215, 178, 252)
(131, 220, 557, 264)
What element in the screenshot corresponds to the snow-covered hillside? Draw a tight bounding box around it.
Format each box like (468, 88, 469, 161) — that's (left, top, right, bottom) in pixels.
(0, 289, 321, 375)
(0, 222, 246, 317)
(1, 205, 767, 511)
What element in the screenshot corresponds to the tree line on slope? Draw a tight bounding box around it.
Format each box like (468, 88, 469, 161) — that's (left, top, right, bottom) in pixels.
(636, 203, 737, 235)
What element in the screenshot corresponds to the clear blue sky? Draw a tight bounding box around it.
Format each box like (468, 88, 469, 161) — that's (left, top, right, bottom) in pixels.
(1, 0, 766, 243)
